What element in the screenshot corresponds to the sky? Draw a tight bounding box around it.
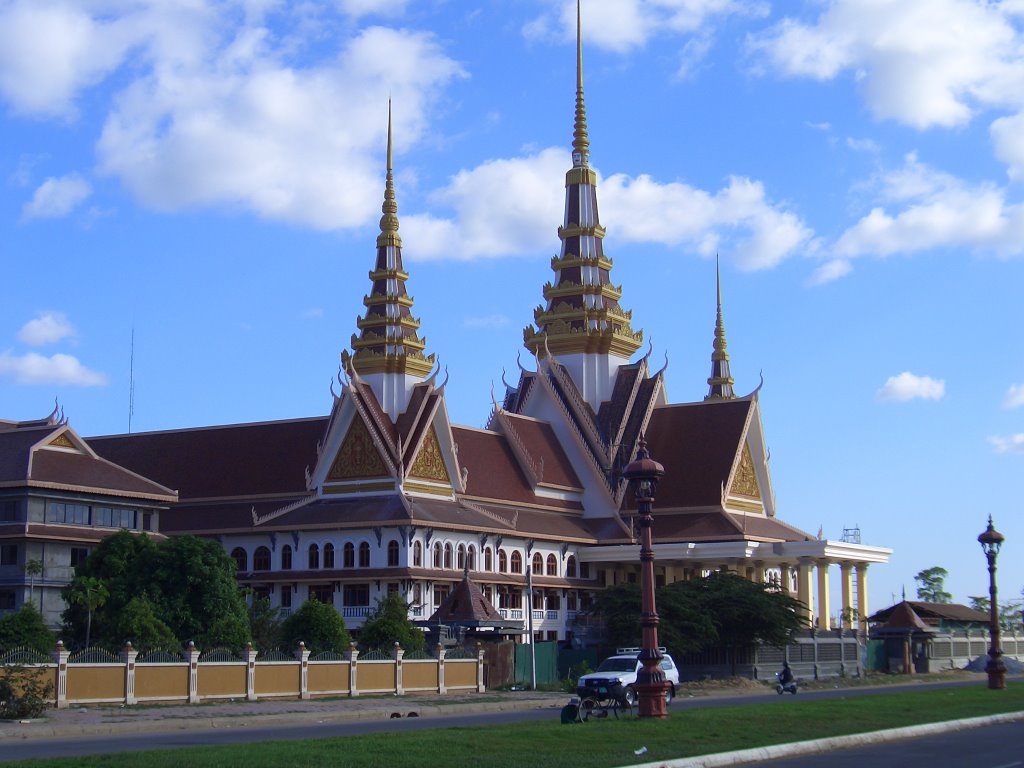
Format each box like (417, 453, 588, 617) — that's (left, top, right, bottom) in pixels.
(2, 0, 1024, 616)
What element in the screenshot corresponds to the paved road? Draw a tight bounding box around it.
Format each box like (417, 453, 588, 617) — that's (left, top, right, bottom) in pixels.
(753, 720, 1024, 768)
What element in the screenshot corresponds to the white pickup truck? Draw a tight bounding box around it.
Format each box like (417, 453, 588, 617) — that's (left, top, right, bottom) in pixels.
(575, 647, 681, 705)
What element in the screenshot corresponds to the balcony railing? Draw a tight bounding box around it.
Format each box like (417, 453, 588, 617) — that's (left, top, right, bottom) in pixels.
(532, 610, 544, 621)
(342, 607, 372, 618)
(546, 610, 559, 620)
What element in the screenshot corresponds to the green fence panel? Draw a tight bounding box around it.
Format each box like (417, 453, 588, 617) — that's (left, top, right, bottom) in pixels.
(514, 642, 559, 686)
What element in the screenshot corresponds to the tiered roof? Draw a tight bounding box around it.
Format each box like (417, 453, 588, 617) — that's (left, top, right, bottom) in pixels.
(522, 2, 642, 360)
(342, 103, 434, 378)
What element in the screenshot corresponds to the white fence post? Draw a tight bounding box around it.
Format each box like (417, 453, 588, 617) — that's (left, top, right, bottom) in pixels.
(54, 640, 69, 709)
(122, 641, 138, 705)
(187, 641, 201, 704)
(347, 641, 360, 697)
(296, 642, 310, 700)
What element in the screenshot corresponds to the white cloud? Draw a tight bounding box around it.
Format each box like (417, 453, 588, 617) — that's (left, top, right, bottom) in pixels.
(990, 112, 1024, 180)
(600, 173, 812, 270)
(302, 308, 324, 319)
(877, 372, 945, 402)
(0, 351, 108, 386)
(834, 154, 1024, 260)
(21, 174, 92, 220)
(0, 2, 143, 118)
(463, 315, 510, 329)
(525, 0, 766, 54)
(404, 148, 567, 260)
(989, 433, 1024, 454)
(749, 0, 1023, 130)
(337, 0, 410, 19)
(17, 313, 76, 346)
(808, 259, 852, 286)
(96, 23, 464, 230)
(403, 148, 811, 266)
(846, 137, 880, 154)
(1004, 384, 1024, 409)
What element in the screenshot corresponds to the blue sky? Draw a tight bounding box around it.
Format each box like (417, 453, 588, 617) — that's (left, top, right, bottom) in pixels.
(3, 0, 1023, 614)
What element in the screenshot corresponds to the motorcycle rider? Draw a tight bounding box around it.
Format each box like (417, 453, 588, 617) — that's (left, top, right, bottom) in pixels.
(777, 661, 796, 693)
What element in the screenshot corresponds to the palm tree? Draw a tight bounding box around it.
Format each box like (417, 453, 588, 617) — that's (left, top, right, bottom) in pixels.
(22, 559, 43, 608)
(66, 577, 109, 648)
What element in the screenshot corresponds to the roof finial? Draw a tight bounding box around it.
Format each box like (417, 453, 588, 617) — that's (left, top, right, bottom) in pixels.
(706, 255, 736, 401)
(377, 99, 401, 248)
(571, 0, 589, 168)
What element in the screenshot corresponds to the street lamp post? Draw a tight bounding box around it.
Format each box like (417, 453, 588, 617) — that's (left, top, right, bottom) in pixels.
(622, 436, 670, 719)
(978, 516, 1006, 690)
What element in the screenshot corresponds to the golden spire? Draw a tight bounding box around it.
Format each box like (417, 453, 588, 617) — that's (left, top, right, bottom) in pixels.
(377, 100, 401, 248)
(706, 256, 736, 400)
(572, 0, 589, 168)
(343, 101, 434, 378)
(522, 0, 642, 361)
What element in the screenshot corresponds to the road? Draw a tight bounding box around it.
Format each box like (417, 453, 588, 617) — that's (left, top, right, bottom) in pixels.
(0, 678, 1014, 764)
(755, 720, 1024, 768)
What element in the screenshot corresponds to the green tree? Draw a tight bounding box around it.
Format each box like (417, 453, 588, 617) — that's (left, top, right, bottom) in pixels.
(592, 573, 803, 672)
(914, 566, 952, 603)
(248, 594, 283, 652)
(61, 531, 249, 650)
(64, 577, 109, 648)
(0, 604, 55, 652)
(358, 593, 425, 653)
(113, 596, 178, 650)
(280, 600, 351, 654)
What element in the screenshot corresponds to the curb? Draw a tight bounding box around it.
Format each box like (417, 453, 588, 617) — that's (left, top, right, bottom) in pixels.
(626, 710, 1024, 768)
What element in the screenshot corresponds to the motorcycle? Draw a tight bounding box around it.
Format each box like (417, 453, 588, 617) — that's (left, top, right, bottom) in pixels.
(775, 670, 798, 695)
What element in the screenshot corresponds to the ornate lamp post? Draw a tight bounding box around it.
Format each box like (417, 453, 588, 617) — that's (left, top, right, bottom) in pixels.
(622, 436, 670, 718)
(978, 516, 1006, 690)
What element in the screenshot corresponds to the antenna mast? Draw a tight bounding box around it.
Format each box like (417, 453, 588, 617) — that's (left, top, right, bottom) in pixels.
(128, 325, 135, 434)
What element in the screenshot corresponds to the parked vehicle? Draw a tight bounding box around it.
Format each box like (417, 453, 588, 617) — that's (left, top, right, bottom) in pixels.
(576, 647, 680, 706)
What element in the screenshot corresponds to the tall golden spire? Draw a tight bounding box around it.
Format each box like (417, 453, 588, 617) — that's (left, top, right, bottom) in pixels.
(343, 102, 435, 378)
(705, 256, 736, 400)
(523, 0, 642, 360)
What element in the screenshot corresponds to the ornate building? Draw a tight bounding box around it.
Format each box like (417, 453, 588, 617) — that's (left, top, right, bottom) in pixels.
(78, 6, 890, 642)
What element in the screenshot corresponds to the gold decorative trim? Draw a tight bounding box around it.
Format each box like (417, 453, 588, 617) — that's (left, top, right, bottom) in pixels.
(402, 480, 452, 496)
(328, 417, 390, 480)
(732, 444, 761, 499)
(48, 433, 76, 449)
(408, 426, 450, 483)
(324, 481, 396, 494)
(728, 499, 764, 513)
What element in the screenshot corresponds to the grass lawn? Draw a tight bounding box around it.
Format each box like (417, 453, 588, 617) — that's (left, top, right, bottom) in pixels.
(10, 686, 1024, 768)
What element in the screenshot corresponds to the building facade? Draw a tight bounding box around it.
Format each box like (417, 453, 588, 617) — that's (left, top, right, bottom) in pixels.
(10, 7, 891, 643)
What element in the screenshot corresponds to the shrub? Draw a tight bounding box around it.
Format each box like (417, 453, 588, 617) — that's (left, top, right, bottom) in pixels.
(0, 604, 55, 654)
(280, 600, 351, 654)
(0, 664, 53, 719)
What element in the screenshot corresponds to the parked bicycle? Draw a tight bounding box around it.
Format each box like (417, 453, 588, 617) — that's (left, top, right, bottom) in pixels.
(574, 681, 634, 721)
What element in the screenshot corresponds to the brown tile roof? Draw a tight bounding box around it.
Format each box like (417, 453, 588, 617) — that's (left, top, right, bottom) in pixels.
(428, 571, 505, 626)
(0, 425, 57, 482)
(869, 601, 990, 626)
(89, 417, 326, 499)
(498, 414, 581, 489)
(29, 450, 176, 500)
(641, 399, 752, 509)
(873, 601, 934, 632)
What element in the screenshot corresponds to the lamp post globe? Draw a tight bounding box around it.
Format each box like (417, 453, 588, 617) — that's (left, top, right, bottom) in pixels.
(978, 516, 1006, 690)
(622, 435, 670, 718)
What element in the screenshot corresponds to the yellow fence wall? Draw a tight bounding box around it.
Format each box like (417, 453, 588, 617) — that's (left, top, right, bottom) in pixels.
(135, 665, 188, 701)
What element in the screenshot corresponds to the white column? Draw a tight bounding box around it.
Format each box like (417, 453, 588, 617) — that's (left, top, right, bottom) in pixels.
(796, 559, 815, 628)
(856, 564, 869, 632)
(816, 560, 831, 630)
(840, 562, 854, 628)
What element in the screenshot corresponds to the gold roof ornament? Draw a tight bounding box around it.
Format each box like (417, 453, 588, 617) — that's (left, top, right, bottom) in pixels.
(343, 101, 435, 378)
(523, 0, 642, 359)
(705, 256, 736, 400)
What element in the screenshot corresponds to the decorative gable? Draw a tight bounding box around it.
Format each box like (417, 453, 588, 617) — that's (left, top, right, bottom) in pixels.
(408, 425, 450, 483)
(732, 444, 761, 500)
(48, 433, 77, 450)
(327, 416, 389, 480)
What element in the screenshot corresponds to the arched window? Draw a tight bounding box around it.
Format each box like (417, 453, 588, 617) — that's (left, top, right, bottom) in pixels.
(388, 540, 399, 567)
(253, 546, 271, 571)
(308, 543, 319, 569)
(484, 547, 493, 571)
(510, 551, 523, 574)
(343, 542, 355, 568)
(281, 544, 292, 571)
(546, 553, 557, 576)
(359, 541, 370, 568)
(413, 583, 422, 604)
(566, 555, 577, 578)
(532, 552, 543, 574)
(457, 544, 465, 570)
(433, 542, 442, 568)
(323, 543, 335, 569)
(467, 545, 477, 571)
(498, 549, 508, 573)
(231, 547, 247, 572)
(444, 543, 453, 569)
(413, 541, 422, 567)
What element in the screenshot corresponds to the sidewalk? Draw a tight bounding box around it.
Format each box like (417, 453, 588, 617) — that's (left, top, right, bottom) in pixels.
(0, 690, 570, 740)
